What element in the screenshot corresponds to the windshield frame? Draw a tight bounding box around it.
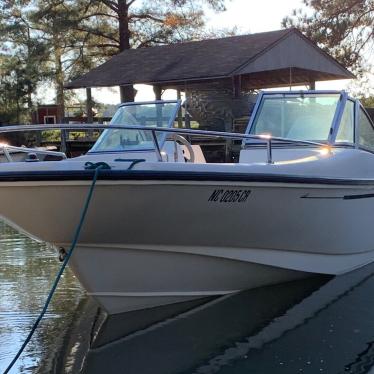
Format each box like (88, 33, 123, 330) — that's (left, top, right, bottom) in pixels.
(89, 99, 181, 154)
(244, 90, 349, 146)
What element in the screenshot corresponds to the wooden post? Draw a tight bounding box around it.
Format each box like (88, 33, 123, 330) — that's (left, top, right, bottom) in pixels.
(120, 86, 135, 103)
(86, 87, 94, 141)
(60, 130, 67, 154)
(177, 89, 183, 128)
(153, 86, 163, 128)
(86, 88, 93, 123)
(232, 75, 241, 98)
(309, 80, 316, 90)
(184, 83, 191, 129)
(153, 85, 162, 100)
(230, 76, 242, 161)
(120, 86, 125, 103)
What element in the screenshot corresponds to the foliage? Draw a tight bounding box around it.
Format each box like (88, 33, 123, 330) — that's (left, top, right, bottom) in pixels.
(0, 0, 49, 123)
(41, 130, 61, 142)
(0, 0, 230, 123)
(345, 69, 374, 103)
(361, 96, 374, 107)
(283, 0, 374, 74)
(76, 0, 228, 53)
(0, 0, 85, 122)
(74, 0, 231, 101)
(0, 55, 30, 124)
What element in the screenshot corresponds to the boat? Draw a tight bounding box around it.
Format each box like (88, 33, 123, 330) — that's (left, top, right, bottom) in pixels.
(0, 90, 374, 315)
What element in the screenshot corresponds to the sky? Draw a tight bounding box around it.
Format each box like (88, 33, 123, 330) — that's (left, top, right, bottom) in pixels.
(63, 0, 353, 105)
(206, 0, 304, 34)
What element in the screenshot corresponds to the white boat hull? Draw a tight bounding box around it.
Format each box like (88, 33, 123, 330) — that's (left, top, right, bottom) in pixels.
(70, 244, 307, 314)
(1, 177, 374, 313)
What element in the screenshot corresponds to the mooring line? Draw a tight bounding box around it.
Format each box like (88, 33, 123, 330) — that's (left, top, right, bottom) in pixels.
(3, 162, 109, 374)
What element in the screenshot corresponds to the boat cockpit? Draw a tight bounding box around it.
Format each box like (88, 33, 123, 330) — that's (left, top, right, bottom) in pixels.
(87, 91, 374, 164)
(88, 100, 197, 163)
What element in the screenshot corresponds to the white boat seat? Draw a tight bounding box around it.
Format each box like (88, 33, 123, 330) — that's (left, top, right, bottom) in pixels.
(182, 145, 206, 163)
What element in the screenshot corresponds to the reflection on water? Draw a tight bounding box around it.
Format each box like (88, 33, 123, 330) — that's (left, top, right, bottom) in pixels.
(0, 221, 86, 373)
(71, 263, 374, 374)
(2, 218, 374, 374)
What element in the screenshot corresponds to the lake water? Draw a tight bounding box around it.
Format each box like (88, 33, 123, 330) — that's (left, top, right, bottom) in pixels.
(2, 220, 374, 373)
(0, 221, 86, 373)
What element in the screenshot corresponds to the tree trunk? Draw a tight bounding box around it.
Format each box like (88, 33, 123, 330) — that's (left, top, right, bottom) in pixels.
(86, 87, 94, 123)
(27, 85, 33, 124)
(53, 34, 65, 123)
(117, 1, 135, 102)
(26, 29, 34, 124)
(118, 0, 130, 50)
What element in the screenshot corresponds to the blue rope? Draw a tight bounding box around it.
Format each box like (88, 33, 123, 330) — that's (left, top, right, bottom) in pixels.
(84, 161, 111, 170)
(3, 163, 108, 374)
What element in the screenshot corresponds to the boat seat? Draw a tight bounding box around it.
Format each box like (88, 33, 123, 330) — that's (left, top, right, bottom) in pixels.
(181, 145, 206, 163)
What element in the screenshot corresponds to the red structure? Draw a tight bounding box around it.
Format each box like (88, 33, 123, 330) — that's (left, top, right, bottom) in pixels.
(32, 104, 58, 124)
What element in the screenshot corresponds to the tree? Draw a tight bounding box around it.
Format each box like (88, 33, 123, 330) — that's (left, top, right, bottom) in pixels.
(29, 0, 96, 122)
(0, 0, 100, 123)
(0, 0, 84, 122)
(362, 97, 374, 107)
(0, 0, 49, 122)
(345, 72, 374, 105)
(74, 0, 229, 101)
(0, 55, 27, 124)
(283, 0, 374, 74)
(0, 0, 230, 124)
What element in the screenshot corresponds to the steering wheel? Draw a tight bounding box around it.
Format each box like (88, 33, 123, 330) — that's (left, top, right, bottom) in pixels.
(169, 134, 195, 163)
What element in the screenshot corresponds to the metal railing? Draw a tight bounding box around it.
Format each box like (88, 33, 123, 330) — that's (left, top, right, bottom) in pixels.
(0, 123, 327, 164)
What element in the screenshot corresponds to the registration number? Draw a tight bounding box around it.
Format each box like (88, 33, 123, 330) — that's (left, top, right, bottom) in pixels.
(208, 189, 251, 203)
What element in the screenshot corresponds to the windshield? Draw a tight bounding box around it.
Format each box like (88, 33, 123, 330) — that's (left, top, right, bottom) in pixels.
(90, 101, 180, 152)
(249, 93, 341, 142)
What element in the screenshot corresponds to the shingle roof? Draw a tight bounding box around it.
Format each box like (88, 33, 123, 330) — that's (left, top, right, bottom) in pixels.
(65, 28, 354, 89)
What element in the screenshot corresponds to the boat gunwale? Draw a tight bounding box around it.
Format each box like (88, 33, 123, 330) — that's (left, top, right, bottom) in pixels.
(0, 169, 374, 186)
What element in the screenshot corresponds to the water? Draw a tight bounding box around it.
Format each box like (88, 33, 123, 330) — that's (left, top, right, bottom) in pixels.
(2, 220, 374, 373)
(0, 221, 86, 373)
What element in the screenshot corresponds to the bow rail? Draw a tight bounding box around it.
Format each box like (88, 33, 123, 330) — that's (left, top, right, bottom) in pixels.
(0, 123, 328, 164)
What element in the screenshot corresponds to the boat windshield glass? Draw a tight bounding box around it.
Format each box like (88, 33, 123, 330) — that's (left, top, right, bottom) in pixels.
(249, 93, 341, 142)
(90, 101, 179, 152)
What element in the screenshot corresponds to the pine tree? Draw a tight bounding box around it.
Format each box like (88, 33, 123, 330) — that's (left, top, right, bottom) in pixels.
(0, 0, 230, 123)
(74, 0, 229, 101)
(283, 0, 374, 74)
(0, 0, 48, 122)
(29, 0, 95, 121)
